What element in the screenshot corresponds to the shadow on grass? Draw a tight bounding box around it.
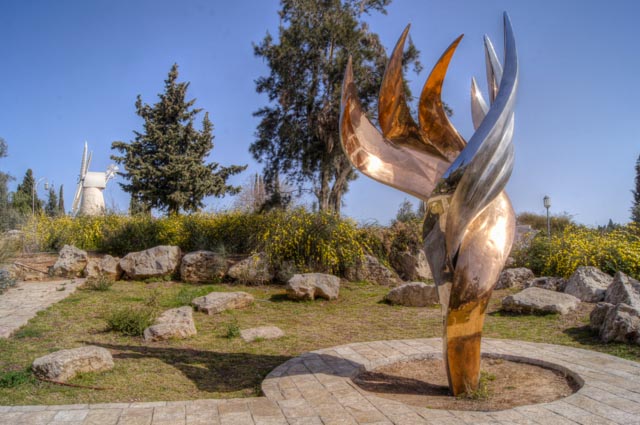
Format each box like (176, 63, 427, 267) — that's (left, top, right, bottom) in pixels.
(87, 342, 293, 394)
(488, 310, 558, 318)
(563, 326, 640, 360)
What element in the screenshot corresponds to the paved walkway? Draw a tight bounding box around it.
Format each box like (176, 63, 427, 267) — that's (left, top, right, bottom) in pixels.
(2, 338, 640, 424)
(0, 279, 83, 338)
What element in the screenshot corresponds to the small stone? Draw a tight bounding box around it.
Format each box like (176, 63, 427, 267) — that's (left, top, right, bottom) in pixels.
(119, 245, 182, 280)
(384, 282, 439, 307)
(564, 266, 613, 302)
(590, 302, 614, 332)
(227, 252, 273, 285)
(32, 346, 113, 382)
(192, 291, 254, 314)
(604, 271, 640, 309)
(344, 255, 400, 286)
(390, 249, 432, 281)
(285, 273, 340, 301)
(502, 287, 580, 315)
(525, 276, 567, 292)
(85, 255, 122, 280)
(240, 326, 284, 342)
(598, 303, 640, 345)
(180, 251, 227, 284)
(495, 268, 534, 290)
(143, 306, 196, 341)
(50, 245, 88, 278)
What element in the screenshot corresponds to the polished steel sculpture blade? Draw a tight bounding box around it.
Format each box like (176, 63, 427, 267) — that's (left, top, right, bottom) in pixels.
(484, 35, 503, 104)
(470, 77, 489, 130)
(441, 12, 518, 263)
(339, 12, 519, 396)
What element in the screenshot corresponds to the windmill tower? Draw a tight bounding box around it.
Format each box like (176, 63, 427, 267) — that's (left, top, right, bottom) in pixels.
(71, 142, 118, 216)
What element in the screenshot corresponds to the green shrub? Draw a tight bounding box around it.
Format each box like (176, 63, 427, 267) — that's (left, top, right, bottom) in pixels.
(105, 307, 156, 336)
(225, 321, 241, 339)
(83, 274, 115, 291)
(164, 286, 214, 308)
(517, 212, 575, 234)
(0, 369, 34, 388)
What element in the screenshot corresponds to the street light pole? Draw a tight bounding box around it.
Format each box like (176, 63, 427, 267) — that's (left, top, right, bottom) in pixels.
(543, 195, 551, 240)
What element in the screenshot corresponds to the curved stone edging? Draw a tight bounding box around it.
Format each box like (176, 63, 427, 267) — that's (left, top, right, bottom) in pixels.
(262, 338, 640, 424)
(1, 338, 639, 424)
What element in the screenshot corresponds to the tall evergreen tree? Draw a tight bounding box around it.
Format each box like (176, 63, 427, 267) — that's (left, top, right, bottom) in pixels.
(58, 185, 65, 215)
(632, 153, 640, 224)
(112, 64, 246, 215)
(251, 0, 421, 214)
(45, 185, 58, 217)
(11, 169, 42, 215)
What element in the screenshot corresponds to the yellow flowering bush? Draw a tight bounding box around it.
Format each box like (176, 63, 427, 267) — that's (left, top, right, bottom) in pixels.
(515, 224, 640, 279)
(26, 209, 372, 276)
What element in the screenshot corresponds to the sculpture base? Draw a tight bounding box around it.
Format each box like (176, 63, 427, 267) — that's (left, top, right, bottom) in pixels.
(263, 338, 640, 423)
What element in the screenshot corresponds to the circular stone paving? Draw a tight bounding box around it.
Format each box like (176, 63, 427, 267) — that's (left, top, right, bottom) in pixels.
(262, 338, 640, 424)
(2, 338, 640, 424)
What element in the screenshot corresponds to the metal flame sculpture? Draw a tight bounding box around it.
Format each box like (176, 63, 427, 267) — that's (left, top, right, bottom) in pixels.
(340, 13, 519, 395)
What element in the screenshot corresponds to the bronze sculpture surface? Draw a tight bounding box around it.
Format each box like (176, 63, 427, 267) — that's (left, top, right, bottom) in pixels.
(340, 13, 519, 395)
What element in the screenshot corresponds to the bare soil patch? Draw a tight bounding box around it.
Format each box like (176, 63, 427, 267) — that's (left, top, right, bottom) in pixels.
(353, 357, 580, 411)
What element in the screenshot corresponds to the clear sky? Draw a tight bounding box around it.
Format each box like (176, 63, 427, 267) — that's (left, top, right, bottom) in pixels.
(1, 0, 638, 226)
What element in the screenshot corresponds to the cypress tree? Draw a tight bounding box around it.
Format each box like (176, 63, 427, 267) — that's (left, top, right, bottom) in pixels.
(58, 185, 65, 215)
(632, 154, 640, 224)
(45, 185, 58, 217)
(112, 64, 246, 215)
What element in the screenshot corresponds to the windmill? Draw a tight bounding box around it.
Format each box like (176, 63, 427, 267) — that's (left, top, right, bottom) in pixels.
(71, 142, 118, 216)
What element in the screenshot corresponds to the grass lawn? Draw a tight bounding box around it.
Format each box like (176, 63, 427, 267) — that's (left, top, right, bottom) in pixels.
(0, 280, 638, 405)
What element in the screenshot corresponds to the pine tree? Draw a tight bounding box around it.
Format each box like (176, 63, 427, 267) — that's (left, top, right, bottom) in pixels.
(58, 185, 65, 215)
(112, 64, 246, 215)
(45, 185, 58, 217)
(11, 169, 42, 215)
(251, 0, 421, 214)
(632, 154, 640, 224)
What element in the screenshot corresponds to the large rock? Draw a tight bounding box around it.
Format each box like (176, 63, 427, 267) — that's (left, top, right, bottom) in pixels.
(50, 245, 88, 278)
(192, 291, 254, 314)
(180, 251, 227, 284)
(390, 249, 432, 281)
(286, 273, 340, 301)
(143, 306, 197, 341)
(85, 255, 122, 280)
(240, 326, 284, 342)
(345, 255, 400, 286)
(227, 252, 273, 285)
(119, 245, 182, 280)
(384, 282, 439, 307)
(564, 266, 613, 302)
(32, 346, 113, 382)
(591, 302, 640, 345)
(495, 268, 535, 290)
(604, 272, 640, 309)
(502, 287, 580, 315)
(525, 276, 567, 292)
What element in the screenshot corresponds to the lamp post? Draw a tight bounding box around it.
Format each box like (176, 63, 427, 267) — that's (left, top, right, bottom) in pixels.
(543, 195, 551, 239)
(32, 178, 48, 215)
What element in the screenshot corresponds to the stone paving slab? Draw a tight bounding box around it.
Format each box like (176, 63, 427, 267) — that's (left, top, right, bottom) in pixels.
(0, 278, 83, 338)
(1, 339, 640, 424)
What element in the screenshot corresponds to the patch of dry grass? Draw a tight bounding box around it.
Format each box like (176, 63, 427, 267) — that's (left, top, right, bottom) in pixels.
(0, 282, 637, 405)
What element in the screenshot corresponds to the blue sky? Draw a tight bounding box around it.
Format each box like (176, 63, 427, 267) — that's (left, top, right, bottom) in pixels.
(1, 0, 638, 226)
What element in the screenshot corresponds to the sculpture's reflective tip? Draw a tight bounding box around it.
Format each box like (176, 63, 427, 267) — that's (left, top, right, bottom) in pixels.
(340, 12, 519, 395)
